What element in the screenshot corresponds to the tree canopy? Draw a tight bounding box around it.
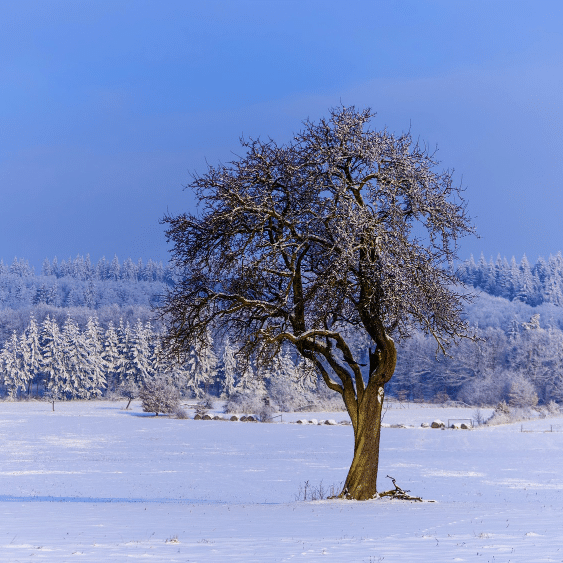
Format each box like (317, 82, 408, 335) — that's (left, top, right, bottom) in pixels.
(161, 106, 475, 499)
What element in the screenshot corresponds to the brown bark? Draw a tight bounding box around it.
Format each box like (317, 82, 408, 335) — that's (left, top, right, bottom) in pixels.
(341, 383, 386, 499)
(339, 335, 396, 500)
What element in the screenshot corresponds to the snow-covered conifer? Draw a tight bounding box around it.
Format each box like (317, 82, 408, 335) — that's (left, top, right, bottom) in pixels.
(102, 321, 120, 392)
(51, 256, 59, 277)
(61, 315, 93, 398)
(115, 319, 132, 387)
(219, 339, 238, 398)
(183, 330, 218, 397)
(1, 331, 27, 398)
(84, 316, 106, 395)
(128, 318, 154, 385)
(235, 360, 263, 395)
(96, 256, 108, 280)
(41, 258, 52, 277)
(109, 255, 121, 281)
(20, 315, 42, 395)
(84, 254, 93, 280)
(73, 255, 86, 280)
(40, 316, 67, 399)
(121, 258, 137, 281)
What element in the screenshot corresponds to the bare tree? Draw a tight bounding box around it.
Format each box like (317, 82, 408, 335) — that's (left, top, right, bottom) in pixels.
(160, 106, 475, 500)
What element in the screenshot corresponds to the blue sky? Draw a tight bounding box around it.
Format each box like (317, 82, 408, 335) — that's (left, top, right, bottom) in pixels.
(1, 0, 562, 269)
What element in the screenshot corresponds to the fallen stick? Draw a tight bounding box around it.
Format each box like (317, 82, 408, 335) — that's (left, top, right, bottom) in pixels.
(377, 475, 424, 502)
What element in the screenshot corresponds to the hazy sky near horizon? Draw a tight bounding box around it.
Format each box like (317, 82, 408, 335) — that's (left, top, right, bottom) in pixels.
(1, 0, 562, 270)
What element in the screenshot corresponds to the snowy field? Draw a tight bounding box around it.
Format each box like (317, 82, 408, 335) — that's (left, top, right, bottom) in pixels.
(1, 401, 563, 562)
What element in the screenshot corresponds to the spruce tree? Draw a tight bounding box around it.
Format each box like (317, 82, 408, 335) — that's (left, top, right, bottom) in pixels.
(220, 339, 238, 398)
(1, 331, 27, 398)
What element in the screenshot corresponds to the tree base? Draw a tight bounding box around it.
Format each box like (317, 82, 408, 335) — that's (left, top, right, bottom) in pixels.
(332, 475, 431, 502)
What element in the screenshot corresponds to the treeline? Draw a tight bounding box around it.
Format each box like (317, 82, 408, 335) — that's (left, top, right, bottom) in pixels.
(3, 297, 563, 406)
(0, 256, 170, 333)
(2, 255, 173, 283)
(1, 314, 218, 400)
(0, 314, 323, 407)
(5, 252, 563, 407)
(389, 313, 563, 405)
(458, 252, 563, 306)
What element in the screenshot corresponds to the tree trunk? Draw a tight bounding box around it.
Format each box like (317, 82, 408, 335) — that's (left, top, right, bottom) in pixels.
(339, 333, 396, 500)
(341, 383, 385, 500)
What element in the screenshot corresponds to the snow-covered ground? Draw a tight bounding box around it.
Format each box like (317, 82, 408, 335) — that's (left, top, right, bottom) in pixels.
(1, 400, 562, 562)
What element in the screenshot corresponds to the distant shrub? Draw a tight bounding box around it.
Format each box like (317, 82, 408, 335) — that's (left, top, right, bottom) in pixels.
(269, 379, 345, 412)
(195, 395, 214, 417)
(256, 401, 275, 422)
(458, 372, 510, 406)
(224, 392, 266, 415)
(139, 378, 180, 416)
(485, 401, 511, 425)
(473, 408, 485, 426)
(547, 400, 560, 415)
(485, 399, 551, 426)
(174, 405, 189, 419)
(508, 376, 538, 408)
(432, 391, 450, 404)
(225, 393, 276, 421)
(224, 383, 345, 415)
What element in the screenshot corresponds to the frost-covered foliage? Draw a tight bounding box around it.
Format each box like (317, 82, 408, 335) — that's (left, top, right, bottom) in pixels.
(458, 252, 563, 307)
(114, 380, 140, 409)
(4, 288, 563, 406)
(546, 400, 561, 415)
(0, 314, 224, 400)
(483, 399, 559, 426)
(224, 358, 344, 414)
(224, 392, 269, 416)
(485, 401, 513, 425)
(0, 254, 172, 346)
(0, 255, 172, 283)
(139, 377, 180, 415)
(7, 276, 563, 407)
(388, 304, 563, 405)
(224, 393, 276, 421)
(0, 255, 171, 312)
(173, 404, 189, 419)
(507, 375, 538, 407)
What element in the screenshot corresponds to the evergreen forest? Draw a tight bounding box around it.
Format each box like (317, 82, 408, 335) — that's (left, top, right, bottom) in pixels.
(3, 253, 563, 407)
